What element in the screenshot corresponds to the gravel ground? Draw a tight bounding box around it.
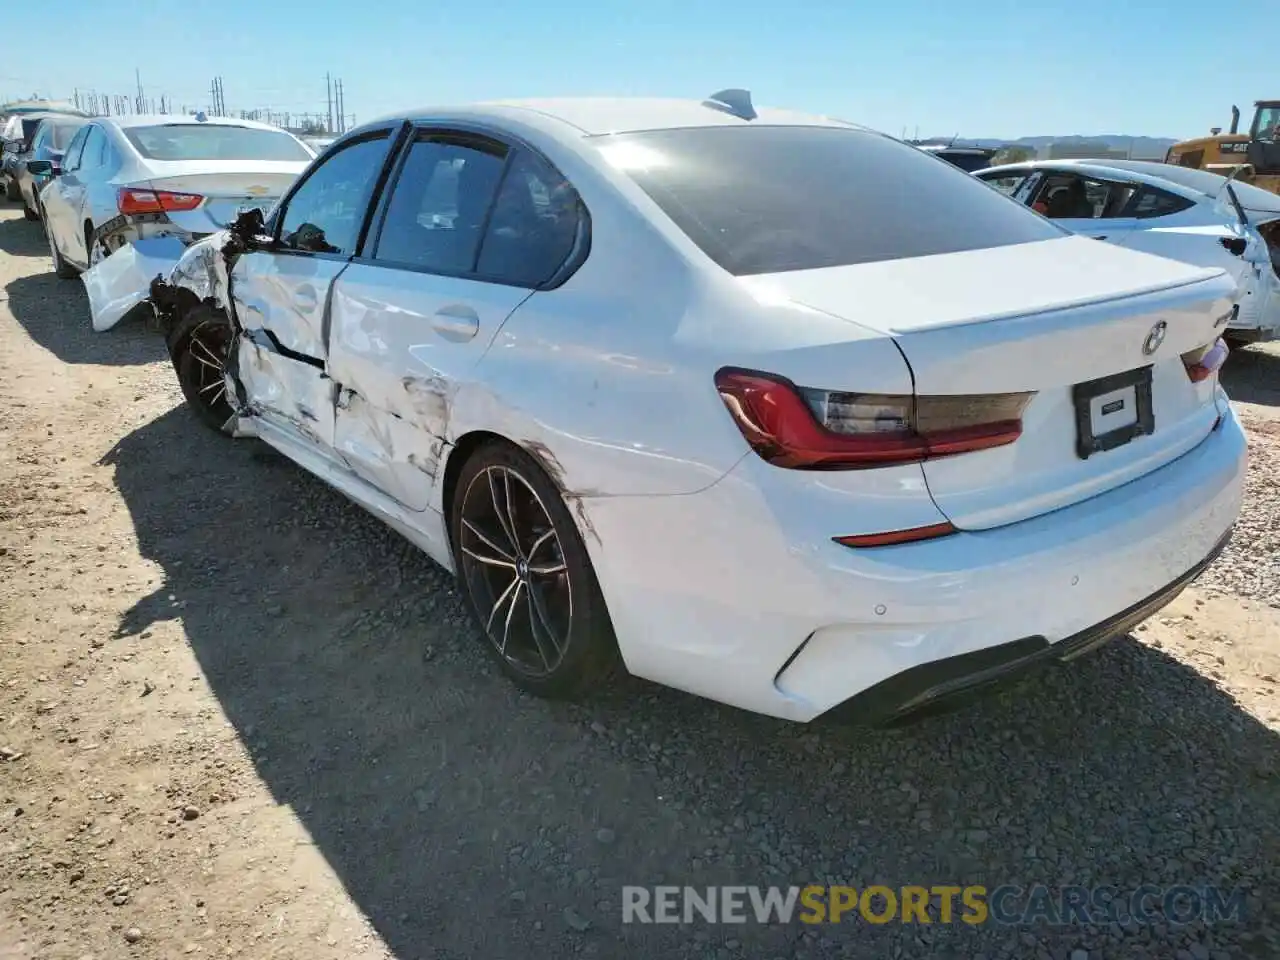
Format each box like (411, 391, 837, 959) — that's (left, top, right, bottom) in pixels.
(1, 205, 1278, 960)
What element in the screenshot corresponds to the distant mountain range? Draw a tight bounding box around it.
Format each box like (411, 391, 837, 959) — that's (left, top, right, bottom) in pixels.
(919, 135, 1178, 159)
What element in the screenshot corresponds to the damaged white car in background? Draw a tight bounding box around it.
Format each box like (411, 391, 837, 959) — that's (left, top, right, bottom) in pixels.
(28, 112, 314, 331)
(976, 158, 1280, 345)
(142, 96, 1244, 726)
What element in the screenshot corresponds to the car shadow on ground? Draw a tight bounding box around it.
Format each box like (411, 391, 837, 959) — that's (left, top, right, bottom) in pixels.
(98, 404, 1280, 959)
(0, 234, 164, 366)
(1223, 345, 1280, 408)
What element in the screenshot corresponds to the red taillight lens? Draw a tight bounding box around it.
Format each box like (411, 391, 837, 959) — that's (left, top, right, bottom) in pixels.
(714, 368, 1034, 470)
(1181, 337, 1229, 383)
(117, 188, 204, 216)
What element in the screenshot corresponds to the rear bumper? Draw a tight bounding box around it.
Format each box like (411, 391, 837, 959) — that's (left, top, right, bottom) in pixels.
(579, 403, 1247, 722)
(822, 527, 1232, 726)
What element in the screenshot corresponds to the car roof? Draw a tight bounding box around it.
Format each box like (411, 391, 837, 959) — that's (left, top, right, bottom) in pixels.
(376, 96, 866, 138)
(100, 114, 291, 132)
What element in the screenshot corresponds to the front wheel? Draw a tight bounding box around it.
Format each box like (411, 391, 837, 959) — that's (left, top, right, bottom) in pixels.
(449, 441, 620, 699)
(169, 305, 236, 433)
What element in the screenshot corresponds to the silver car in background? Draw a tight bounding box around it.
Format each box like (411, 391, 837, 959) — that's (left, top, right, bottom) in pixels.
(36, 114, 315, 278)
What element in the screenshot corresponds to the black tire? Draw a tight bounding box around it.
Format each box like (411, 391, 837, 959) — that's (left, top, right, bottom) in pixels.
(169, 305, 236, 434)
(449, 440, 620, 699)
(22, 197, 38, 221)
(4, 176, 19, 202)
(47, 223, 79, 279)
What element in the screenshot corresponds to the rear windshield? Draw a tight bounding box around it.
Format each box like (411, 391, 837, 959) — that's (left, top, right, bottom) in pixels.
(123, 124, 312, 162)
(600, 126, 1064, 276)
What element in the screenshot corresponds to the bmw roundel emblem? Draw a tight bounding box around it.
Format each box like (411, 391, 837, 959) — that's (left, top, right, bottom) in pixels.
(1142, 321, 1168, 356)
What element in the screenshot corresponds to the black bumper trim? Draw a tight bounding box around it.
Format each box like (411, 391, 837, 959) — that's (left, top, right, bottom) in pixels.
(820, 527, 1234, 727)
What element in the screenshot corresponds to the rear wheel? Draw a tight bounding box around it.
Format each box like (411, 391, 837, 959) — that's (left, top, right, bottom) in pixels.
(21, 195, 38, 221)
(4, 177, 19, 202)
(449, 441, 620, 699)
(170, 305, 236, 433)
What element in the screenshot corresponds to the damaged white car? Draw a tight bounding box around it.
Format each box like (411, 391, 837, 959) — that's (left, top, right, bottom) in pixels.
(147, 94, 1244, 725)
(976, 159, 1280, 344)
(34, 113, 313, 328)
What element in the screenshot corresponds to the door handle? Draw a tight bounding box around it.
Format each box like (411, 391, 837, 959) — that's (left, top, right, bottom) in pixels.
(431, 304, 480, 342)
(1092, 235, 1108, 241)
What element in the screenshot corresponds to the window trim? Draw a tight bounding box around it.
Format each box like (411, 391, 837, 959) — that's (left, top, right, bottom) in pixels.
(356, 120, 592, 291)
(266, 122, 409, 263)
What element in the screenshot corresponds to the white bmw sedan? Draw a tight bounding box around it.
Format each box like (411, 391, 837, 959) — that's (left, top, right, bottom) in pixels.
(149, 93, 1246, 724)
(36, 114, 314, 278)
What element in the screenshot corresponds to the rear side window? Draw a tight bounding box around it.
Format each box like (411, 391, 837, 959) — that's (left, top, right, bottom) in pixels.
(600, 126, 1064, 276)
(1126, 186, 1197, 219)
(123, 124, 312, 162)
(373, 135, 508, 274)
(476, 150, 584, 286)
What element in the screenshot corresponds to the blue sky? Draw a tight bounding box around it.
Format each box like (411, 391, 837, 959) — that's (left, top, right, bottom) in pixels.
(3, 0, 1270, 139)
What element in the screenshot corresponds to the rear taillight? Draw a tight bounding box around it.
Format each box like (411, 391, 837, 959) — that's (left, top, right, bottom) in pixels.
(1182, 338, 1229, 383)
(714, 368, 1034, 470)
(117, 188, 203, 216)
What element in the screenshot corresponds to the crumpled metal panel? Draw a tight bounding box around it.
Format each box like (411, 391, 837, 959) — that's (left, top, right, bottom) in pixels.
(165, 230, 233, 307)
(82, 237, 187, 332)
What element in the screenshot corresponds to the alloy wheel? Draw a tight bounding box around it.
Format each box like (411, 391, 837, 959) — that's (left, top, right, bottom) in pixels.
(458, 465, 572, 678)
(186, 318, 231, 412)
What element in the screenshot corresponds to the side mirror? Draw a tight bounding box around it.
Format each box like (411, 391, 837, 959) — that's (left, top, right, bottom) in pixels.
(26, 159, 53, 176)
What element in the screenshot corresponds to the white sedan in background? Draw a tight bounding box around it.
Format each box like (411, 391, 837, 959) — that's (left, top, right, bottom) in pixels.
(976, 159, 1280, 344)
(35, 114, 314, 279)
(149, 93, 1243, 725)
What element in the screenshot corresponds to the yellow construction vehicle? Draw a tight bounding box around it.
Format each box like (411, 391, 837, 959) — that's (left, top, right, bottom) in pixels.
(1165, 101, 1280, 195)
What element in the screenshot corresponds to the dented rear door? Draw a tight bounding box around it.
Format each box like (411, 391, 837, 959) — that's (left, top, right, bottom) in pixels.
(326, 130, 534, 513)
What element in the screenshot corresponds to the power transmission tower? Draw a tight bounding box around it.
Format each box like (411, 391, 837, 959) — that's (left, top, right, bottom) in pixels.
(135, 68, 145, 114)
(336, 79, 345, 134)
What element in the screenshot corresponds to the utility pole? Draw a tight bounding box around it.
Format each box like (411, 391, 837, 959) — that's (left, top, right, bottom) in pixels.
(326, 73, 334, 134)
(336, 79, 345, 134)
(135, 68, 144, 114)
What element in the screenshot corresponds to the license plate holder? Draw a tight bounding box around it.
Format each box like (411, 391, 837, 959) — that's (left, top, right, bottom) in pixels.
(1071, 366, 1154, 460)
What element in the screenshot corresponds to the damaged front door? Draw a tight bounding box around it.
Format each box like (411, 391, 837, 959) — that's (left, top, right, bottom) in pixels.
(326, 131, 576, 512)
(231, 130, 399, 451)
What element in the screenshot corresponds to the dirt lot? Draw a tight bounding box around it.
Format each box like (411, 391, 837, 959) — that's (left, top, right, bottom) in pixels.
(1, 205, 1278, 960)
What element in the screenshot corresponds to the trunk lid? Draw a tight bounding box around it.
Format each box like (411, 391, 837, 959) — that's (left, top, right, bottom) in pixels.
(138, 161, 306, 231)
(746, 236, 1237, 530)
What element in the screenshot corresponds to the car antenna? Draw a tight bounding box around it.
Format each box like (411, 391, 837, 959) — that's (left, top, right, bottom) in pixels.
(702, 88, 757, 121)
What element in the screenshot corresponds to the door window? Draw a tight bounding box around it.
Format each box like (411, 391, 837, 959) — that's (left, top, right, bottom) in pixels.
(1030, 174, 1136, 219)
(77, 127, 106, 176)
(476, 149, 584, 286)
(277, 133, 392, 255)
(373, 135, 507, 274)
(61, 126, 90, 173)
